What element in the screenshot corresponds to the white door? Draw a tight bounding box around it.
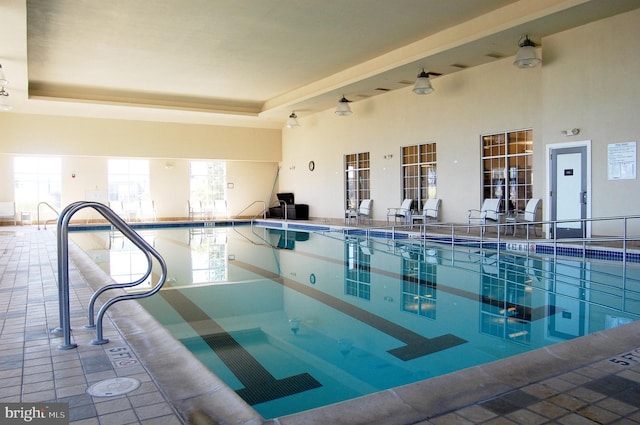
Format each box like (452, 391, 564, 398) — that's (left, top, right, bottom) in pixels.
(550, 145, 589, 238)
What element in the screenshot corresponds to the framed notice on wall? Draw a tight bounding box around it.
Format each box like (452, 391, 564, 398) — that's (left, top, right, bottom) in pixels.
(608, 141, 636, 180)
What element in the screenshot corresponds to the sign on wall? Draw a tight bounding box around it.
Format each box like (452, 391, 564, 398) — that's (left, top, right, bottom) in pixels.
(608, 142, 636, 180)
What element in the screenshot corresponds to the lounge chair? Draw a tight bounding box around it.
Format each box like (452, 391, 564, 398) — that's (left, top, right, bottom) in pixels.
(188, 200, 205, 220)
(346, 199, 372, 225)
(139, 200, 156, 222)
(411, 198, 441, 226)
(505, 198, 541, 237)
(467, 198, 501, 234)
(0, 202, 16, 225)
(386, 199, 413, 224)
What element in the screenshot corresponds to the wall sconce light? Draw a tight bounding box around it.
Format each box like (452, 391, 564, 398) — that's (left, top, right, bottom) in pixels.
(562, 128, 580, 136)
(164, 161, 176, 169)
(413, 69, 435, 94)
(286, 111, 300, 128)
(335, 96, 352, 116)
(514, 35, 541, 68)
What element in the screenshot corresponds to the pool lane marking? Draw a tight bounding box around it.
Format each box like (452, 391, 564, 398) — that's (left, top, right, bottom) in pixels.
(159, 288, 322, 405)
(231, 260, 468, 361)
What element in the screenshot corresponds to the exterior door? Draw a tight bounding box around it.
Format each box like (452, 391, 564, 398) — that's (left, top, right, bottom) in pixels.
(550, 145, 588, 238)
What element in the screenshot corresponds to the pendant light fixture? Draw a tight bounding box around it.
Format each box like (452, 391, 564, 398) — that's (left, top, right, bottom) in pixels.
(0, 87, 12, 111)
(0, 64, 12, 111)
(335, 96, 352, 116)
(413, 69, 434, 95)
(0, 64, 7, 86)
(286, 111, 300, 128)
(513, 35, 541, 68)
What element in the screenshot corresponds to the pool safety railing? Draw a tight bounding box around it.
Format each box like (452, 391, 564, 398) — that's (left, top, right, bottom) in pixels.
(54, 201, 167, 350)
(234, 200, 268, 222)
(37, 201, 59, 230)
(343, 214, 640, 263)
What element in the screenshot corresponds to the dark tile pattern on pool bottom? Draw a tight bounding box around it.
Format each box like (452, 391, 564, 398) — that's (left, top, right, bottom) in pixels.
(161, 288, 322, 405)
(233, 259, 469, 361)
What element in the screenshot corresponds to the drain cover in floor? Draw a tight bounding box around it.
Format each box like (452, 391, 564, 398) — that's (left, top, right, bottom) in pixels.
(87, 377, 141, 397)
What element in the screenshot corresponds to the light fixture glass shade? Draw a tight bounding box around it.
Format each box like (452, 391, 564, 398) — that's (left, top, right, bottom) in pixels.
(0, 65, 7, 86)
(0, 87, 12, 111)
(514, 37, 541, 68)
(413, 70, 434, 95)
(335, 96, 352, 116)
(286, 112, 299, 128)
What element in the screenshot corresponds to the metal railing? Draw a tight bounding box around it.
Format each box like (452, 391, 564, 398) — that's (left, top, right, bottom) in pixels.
(338, 214, 640, 263)
(54, 201, 167, 350)
(37, 201, 59, 230)
(234, 200, 268, 222)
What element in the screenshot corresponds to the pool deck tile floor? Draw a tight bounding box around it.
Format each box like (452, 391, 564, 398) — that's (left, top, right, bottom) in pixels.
(2, 224, 640, 425)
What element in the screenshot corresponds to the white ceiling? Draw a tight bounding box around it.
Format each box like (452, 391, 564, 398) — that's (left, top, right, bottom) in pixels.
(2, 0, 639, 129)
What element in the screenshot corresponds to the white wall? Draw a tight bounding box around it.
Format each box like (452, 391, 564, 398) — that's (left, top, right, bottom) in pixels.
(281, 50, 542, 223)
(0, 113, 281, 220)
(1, 9, 639, 231)
(541, 9, 640, 234)
(282, 9, 640, 229)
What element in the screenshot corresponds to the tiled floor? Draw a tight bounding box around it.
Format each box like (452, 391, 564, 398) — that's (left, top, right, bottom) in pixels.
(0, 227, 184, 425)
(2, 224, 640, 425)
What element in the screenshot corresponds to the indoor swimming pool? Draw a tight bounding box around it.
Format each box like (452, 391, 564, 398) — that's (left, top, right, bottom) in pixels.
(69, 223, 640, 419)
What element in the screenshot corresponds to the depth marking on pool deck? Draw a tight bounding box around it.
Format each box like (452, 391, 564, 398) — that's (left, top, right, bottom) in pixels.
(232, 260, 467, 361)
(159, 289, 322, 405)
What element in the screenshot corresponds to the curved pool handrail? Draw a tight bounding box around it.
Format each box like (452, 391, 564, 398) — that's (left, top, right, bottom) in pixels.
(37, 201, 60, 230)
(55, 201, 167, 349)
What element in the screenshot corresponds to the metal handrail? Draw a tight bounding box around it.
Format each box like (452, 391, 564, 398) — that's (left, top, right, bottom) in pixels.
(234, 200, 267, 221)
(37, 201, 59, 230)
(54, 201, 167, 349)
(336, 214, 640, 264)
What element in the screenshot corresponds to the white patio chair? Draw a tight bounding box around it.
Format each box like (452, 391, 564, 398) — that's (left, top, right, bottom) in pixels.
(411, 198, 441, 226)
(386, 199, 413, 224)
(505, 198, 541, 237)
(346, 199, 372, 225)
(467, 198, 501, 234)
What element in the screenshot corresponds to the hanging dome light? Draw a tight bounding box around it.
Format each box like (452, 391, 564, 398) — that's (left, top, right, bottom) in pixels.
(335, 96, 352, 116)
(286, 112, 300, 128)
(0, 64, 7, 86)
(0, 87, 12, 111)
(514, 35, 541, 68)
(413, 69, 434, 95)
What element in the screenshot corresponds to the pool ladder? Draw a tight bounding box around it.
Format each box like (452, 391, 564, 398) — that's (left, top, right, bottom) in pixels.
(53, 201, 167, 350)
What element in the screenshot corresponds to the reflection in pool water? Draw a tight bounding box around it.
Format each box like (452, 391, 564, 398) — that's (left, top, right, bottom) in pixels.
(71, 225, 640, 419)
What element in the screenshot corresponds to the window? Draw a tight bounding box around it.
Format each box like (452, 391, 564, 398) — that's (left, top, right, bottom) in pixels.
(190, 161, 226, 209)
(109, 231, 155, 287)
(344, 152, 370, 210)
(108, 159, 150, 203)
(401, 247, 437, 319)
(481, 130, 533, 213)
(344, 237, 371, 300)
(14, 157, 62, 212)
(191, 229, 228, 283)
(402, 143, 436, 211)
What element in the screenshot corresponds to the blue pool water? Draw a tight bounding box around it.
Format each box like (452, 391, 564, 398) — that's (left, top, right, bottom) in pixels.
(70, 224, 640, 419)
